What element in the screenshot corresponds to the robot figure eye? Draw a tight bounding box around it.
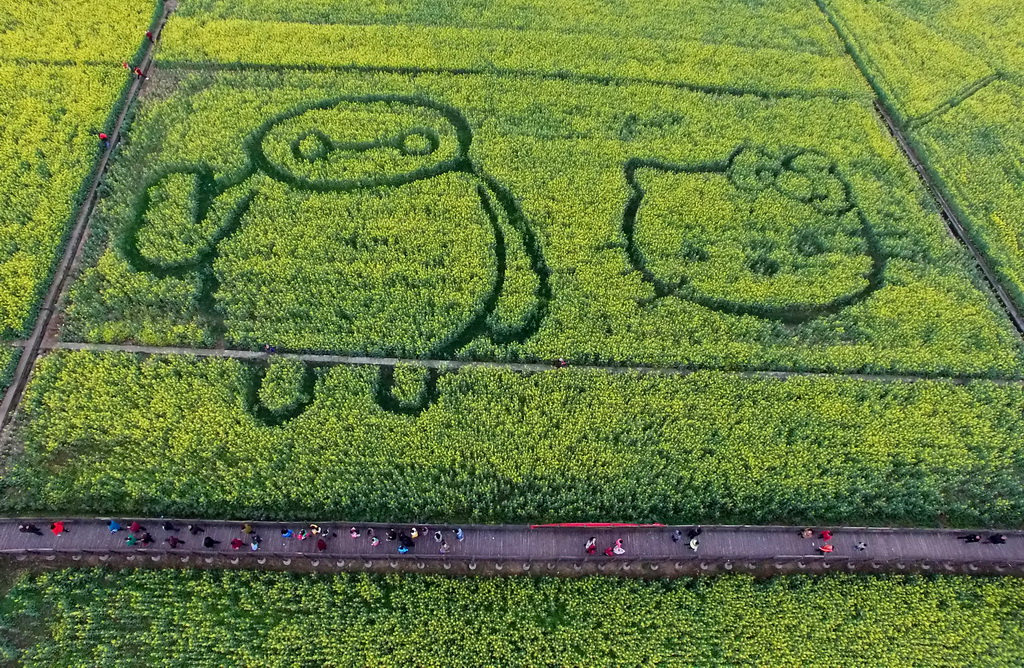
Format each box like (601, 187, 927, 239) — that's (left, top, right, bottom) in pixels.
(397, 129, 440, 157)
(291, 130, 335, 163)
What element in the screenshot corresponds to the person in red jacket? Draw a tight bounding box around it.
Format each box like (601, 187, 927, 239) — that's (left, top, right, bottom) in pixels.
(230, 538, 244, 550)
(133, 67, 145, 79)
(99, 132, 110, 148)
(145, 30, 154, 42)
(820, 530, 833, 541)
(50, 521, 66, 535)
(818, 544, 835, 554)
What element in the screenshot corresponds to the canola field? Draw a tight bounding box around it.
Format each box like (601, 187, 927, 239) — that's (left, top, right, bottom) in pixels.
(0, 0, 157, 339)
(57, 0, 1023, 380)
(8, 351, 1024, 527)
(3, 0, 1024, 663)
(4, 570, 1024, 667)
(2, 0, 1023, 530)
(821, 0, 1024, 306)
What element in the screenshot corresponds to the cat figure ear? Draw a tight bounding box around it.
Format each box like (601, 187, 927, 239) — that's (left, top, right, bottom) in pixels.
(120, 166, 256, 277)
(775, 149, 852, 215)
(726, 146, 783, 193)
(478, 178, 552, 346)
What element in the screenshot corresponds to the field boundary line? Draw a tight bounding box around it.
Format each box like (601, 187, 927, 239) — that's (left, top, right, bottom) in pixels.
(39, 341, 1024, 386)
(154, 59, 865, 102)
(874, 102, 1024, 333)
(0, 4, 175, 430)
(907, 73, 1001, 129)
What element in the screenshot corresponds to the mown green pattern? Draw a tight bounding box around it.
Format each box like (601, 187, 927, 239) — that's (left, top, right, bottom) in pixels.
(3, 570, 1024, 667)
(6, 351, 1024, 527)
(65, 69, 1023, 376)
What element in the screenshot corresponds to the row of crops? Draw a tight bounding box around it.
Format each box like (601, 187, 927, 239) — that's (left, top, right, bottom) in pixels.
(0, 0, 157, 341)
(821, 0, 1024, 310)
(8, 350, 1024, 527)
(161, 0, 866, 99)
(3, 569, 1024, 666)
(66, 65, 1023, 375)
(175, 0, 845, 56)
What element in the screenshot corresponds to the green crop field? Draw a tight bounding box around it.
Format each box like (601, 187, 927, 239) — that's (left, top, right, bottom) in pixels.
(0, 0, 157, 339)
(61, 16, 1024, 379)
(1, 0, 1024, 663)
(821, 0, 1024, 306)
(4, 570, 1024, 666)
(8, 351, 1024, 527)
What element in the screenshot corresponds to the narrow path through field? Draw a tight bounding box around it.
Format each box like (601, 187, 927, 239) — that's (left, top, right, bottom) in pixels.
(813, 0, 1024, 335)
(871, 103, 1024, 334)
(0, 6, 174, 430)
(40, 341, 1023, 386)
(2, 518, 1022, 578)
(907, 73, 1001, 129)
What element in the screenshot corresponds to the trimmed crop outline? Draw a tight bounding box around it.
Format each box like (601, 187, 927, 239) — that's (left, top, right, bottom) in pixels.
(119, 94, 552, 424)
(621, 145, 886, 323)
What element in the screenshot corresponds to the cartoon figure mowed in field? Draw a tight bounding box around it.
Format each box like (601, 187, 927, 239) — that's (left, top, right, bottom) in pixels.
(622, 145, 884, 322)
(122, 94, 550, 421)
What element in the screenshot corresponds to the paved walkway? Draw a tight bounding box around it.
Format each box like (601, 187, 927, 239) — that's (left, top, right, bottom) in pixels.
(2, 519, 1021, 571)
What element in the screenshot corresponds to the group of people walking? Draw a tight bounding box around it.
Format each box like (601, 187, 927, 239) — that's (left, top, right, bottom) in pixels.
(100, 521, 467, 555)
(349, 526, 465, 554)
(583, 536, 626, 556)
(959, 533, 1007, 544)
(800, 527, 867, 553)
(672, 526, 703, 551)
(580, 526, 706, 557)
(14, 521, 1015, 562)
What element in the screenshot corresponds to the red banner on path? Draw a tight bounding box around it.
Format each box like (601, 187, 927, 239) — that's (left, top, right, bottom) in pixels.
(529, 523, 666, 529)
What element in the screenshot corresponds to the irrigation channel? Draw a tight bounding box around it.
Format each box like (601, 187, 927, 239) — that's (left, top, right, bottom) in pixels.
(2, 519, 1022, 579)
